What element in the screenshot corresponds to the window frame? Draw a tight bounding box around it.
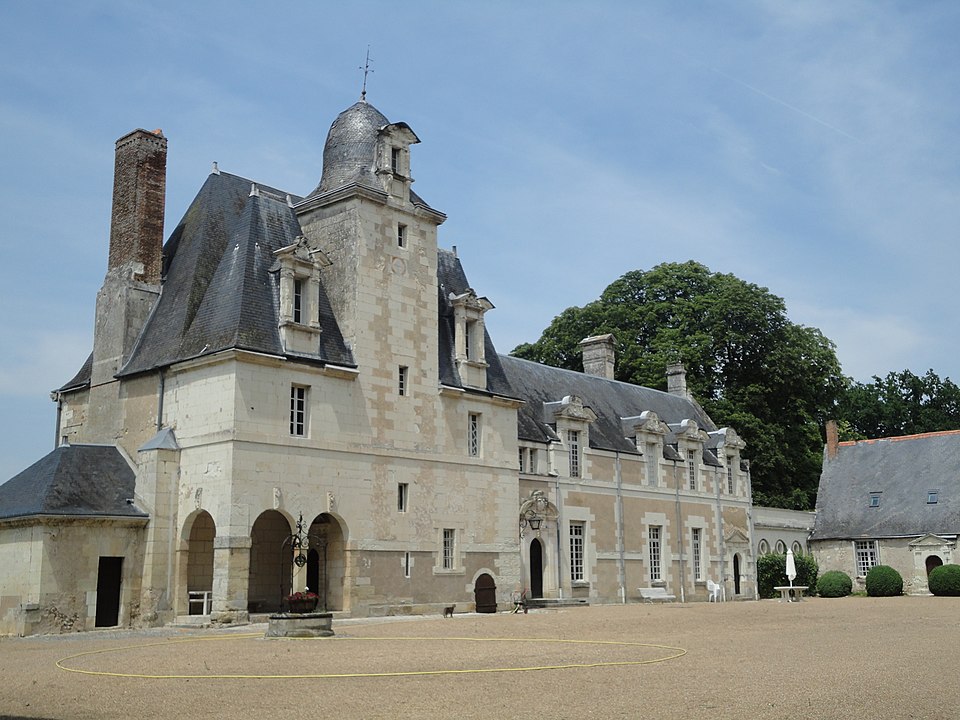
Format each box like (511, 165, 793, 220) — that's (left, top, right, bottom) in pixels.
(289, 385, 308, 437)
(648, 525, 662, 582)
(442, 528, 456, 570)
(687, 449, 697, 490)
(569, 521, 585, 582)
(692, 527, 703, 581)
(397, 222, 407, 248)
(568, 430, 581, 478)
(397, 482, 408, 513)
(854, 540, 878, 577)
(468, 413, 481, 457)
(398, 365, 408, 396)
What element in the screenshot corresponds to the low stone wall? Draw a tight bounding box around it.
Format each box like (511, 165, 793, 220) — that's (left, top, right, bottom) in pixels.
(265, 612, 334, 638)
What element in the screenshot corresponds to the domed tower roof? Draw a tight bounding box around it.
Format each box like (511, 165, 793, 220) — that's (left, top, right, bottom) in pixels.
(310, 100, 389, 198)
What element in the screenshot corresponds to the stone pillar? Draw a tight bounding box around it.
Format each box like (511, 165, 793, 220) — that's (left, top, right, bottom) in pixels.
(211, 535, 252, 625)
(136, 445, 180, 626)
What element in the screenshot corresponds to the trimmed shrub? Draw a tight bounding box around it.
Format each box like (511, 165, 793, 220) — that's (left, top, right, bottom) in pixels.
(865, 564, 903, 597)
(757, 552, 819, 598)
(928, 564, 960, 596)
(817, 570, 852, 598)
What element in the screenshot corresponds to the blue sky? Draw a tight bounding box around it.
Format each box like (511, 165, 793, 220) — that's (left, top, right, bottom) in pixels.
(2, 1, 958, 482)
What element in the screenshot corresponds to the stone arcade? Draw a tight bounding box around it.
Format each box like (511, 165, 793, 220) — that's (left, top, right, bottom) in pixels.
(0, 98, 758, 636)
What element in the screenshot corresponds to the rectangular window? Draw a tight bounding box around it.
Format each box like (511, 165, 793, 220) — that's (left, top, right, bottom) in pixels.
(442, 528, 455, 570)
(391, 147, 401, 174)
(646, 442, 659, 486)
(529, 449, 538, 474)
(687, 450, 697, 490)
(692, 528, 703, 581)
(398, 365, 408, 396)
(855, 540, 878, 577)
(869, 493, 881, 508)
(465, 319, 476, 359)
(648, 526, 662, 582)
(570, 521, 585, 582)
(398, 482, 408, 513)
(289, 385, 307, 436)
(928, 490, 939, 504)
(518, 447, 525, 472)
(293, 278, 303, 324)
(726, 458, 735, 494)
(403, 551, 411, 578)
(397, 223, 407, 248)
(568, 430, 580, 478)
(468, 413, 480, 457)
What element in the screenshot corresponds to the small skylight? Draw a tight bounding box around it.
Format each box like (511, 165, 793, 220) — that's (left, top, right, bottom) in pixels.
(927, 490, 939, 504)
(869, 493, 881, 508)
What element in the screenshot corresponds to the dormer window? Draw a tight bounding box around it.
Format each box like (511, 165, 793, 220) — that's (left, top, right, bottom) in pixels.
(273, 236, 331, 356)
(449, 289, 494, 389)
(391, 147, 401, 174)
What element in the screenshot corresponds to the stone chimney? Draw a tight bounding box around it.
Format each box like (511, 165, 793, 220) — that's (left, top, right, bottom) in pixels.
(580, 334, 616, 380)
(666, 362, 688, 398)
(91, 129, 166, 388)
(825, 419, 839, 460)
(108, 129, 167, 283)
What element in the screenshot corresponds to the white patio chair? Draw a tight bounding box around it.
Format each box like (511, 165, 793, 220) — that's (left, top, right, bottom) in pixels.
(707, 579, 722, 602)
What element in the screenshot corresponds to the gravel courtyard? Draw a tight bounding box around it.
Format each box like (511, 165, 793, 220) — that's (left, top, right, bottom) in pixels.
(1, 596, 956, 719)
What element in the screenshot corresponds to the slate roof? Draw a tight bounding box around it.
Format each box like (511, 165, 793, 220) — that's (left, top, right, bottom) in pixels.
(811, 430, 960, 540)
(499, 354, 717, 454)
(0, 444, 147, 521)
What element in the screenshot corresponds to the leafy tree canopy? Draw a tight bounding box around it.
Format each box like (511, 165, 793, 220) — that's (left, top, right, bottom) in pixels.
(512, 261, 845, 509)
(837, 369, 960, 440)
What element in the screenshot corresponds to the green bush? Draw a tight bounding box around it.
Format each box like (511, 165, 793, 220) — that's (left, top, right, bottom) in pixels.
(817, 570, 852, 597)
(757, 552, 819, 598)
(928, 564, 960, 596)
(865, 565, 903, 597)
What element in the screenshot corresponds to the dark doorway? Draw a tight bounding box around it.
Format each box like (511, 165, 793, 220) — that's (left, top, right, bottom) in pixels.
(530, 538, 544, 598)
(95, 556, 123, 627)
(307, 548, 320, 597)
(733, 554, 742, 595)
(926, 555, 943, 576)
(474, 573, 497, 613)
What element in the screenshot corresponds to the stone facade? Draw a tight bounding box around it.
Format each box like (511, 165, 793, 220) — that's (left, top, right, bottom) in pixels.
(0, 98, 760, 636)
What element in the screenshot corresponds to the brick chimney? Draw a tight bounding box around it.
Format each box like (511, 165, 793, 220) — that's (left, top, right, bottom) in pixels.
(91, 129, 166, 388)
(666, 362, 688, 398)
(108, 129, 167, 283)
(580, 334, 616, 380)
(825, 419, 839, 460)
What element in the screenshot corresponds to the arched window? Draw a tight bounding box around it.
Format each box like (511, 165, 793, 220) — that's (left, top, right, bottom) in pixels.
(775, 540, 786, 554)
(792, 541, 803, 555)
(758, 539, 770, 555)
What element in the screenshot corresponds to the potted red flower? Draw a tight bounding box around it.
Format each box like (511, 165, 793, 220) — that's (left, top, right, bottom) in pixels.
(286, 589, 319, 613)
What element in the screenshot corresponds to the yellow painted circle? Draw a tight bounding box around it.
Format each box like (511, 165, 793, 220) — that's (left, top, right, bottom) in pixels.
(56, 633, 686, 679)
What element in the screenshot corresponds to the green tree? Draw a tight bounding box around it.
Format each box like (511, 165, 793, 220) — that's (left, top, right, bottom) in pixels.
(512, 261, 844, 509)
(838, 369, 960, 439)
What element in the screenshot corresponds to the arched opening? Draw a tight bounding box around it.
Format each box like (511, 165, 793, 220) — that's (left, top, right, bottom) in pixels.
(530, 538, 544, 599)
(758, 539, 769, 555)
(775, 540, 786, 554)
(248, 510, 292, 613)
(186, 511, 216, 615)
(926, 555, 943, 576)
(733, 554, 742, 595)
(474, 573, 497, 613)
(308, 514, 346, 611)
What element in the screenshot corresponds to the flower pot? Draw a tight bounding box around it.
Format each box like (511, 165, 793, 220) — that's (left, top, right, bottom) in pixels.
(287, 597, 319, 614)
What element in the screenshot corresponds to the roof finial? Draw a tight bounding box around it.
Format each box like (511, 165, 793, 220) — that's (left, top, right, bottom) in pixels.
(359, 46, 373, 102)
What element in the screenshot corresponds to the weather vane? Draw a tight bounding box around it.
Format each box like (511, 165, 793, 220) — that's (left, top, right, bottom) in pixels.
(360, 46, 373, 101)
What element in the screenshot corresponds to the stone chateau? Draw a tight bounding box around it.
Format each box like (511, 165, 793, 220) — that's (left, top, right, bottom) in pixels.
(0, 98, 759, 635)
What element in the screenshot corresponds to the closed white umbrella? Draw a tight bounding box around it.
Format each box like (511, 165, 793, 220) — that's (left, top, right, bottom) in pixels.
(785, 548, 797, 587)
